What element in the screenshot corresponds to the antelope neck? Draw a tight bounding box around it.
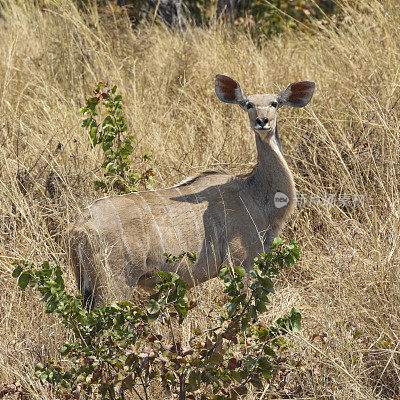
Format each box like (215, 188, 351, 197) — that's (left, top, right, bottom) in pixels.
(242, 125, 295, 209)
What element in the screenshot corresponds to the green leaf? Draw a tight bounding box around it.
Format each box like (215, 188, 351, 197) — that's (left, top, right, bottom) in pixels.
(233, 265, 245, 277)
(61, 344, 71, 356)
(186, 252, 197, 264)
(230, 371, 242, 383)
(102, 140, 113, 151)
(231, 293, 246, 304)
(116, 301, 134, 307)
(188, 370, 201, 391)
(46, 301, 57, 313)
(232, 386, 247, 396)
(258, 276, 274, 292)
(219, 267, 228, 279)
(290, 308, 301, 332)
(250, 376, 263, 389)
(40, 292, 52, 303)
(241, 316, 249, 331)
(12, 265, 23, 278)
(263, 347, 276, 358)
(40, 371, 49, 381)
(170, 272, 181, 283)
(256, 300, 268, 313)
(18, 271, 31, 290)
(174, 304, 188, 321)
(156, 271, 173, 282)
(208, 351, 224, 364)
(271, 237, 283, 248)
(227, 302, 238, 316)
(89, 126, 98, 146)
(142, 151, 152, 160)
(261, 369, 272, 379)
(81, 117, 92, 128)
(103, 115, 113, 125)
(146, 299, 161, 315)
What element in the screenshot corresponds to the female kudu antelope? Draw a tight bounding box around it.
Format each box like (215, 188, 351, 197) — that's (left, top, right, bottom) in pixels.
(69, 75, 315, 307)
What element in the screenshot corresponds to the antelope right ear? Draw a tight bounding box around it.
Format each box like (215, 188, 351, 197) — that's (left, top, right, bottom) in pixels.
(215, 74, 246, 105)
(277, 81, 315, 108)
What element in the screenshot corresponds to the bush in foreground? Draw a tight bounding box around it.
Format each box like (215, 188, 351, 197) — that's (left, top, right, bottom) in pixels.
(13, 238, 300, 400)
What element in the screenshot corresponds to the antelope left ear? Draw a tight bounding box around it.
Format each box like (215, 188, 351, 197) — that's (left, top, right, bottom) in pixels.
(277, 81, 315, 108)
(215, 74, 246, 104)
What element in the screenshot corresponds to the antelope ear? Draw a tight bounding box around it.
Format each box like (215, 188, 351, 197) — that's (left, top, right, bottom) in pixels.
(277, 81, 315, 108)
(215, 74, 246, 104)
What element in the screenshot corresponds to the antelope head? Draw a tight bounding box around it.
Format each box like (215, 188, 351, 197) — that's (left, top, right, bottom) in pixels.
(215, 74, 315, 140)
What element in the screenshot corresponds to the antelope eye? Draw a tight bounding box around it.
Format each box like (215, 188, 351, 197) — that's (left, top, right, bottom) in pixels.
(271, 101, 278, 108)
(246, 102, 254, 110)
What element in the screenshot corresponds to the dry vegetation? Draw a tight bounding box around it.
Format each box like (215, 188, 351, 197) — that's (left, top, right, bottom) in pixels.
(1, 0, 400, 398)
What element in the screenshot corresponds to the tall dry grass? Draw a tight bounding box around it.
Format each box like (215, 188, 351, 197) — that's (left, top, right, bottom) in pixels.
(0, 0, 400, 398)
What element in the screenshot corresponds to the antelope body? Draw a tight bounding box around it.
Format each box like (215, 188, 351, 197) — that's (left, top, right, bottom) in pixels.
(69, 75, 315, 306)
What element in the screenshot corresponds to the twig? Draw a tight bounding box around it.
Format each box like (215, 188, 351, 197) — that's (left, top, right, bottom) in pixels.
(176, 0, 183, 31)
(132, 384, 145, 400)
(166, 309, 178, 355)
(138, 373, 149, 400)
(151, 0, 162, 26)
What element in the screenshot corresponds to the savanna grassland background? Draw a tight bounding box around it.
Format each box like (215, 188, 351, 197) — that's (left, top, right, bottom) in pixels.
(1, 0, 400, 398)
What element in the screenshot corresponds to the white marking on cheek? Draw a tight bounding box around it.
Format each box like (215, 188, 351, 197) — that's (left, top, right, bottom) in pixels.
(107, 199, 135, 266)
(137, 194, 166, 254)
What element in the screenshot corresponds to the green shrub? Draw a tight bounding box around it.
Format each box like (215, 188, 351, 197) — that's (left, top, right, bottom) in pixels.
(80, 82, 155, 194)
(13, 238, 301, 400)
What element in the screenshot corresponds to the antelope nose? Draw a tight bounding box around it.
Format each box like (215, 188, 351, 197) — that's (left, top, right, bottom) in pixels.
(256, 117, 269, 128)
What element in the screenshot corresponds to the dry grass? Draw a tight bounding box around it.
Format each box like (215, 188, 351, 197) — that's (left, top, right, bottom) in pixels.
(1, 0, 400, 398)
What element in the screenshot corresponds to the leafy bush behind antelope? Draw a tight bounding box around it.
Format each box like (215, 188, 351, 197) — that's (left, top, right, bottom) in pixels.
(1, 0, 400, 399)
